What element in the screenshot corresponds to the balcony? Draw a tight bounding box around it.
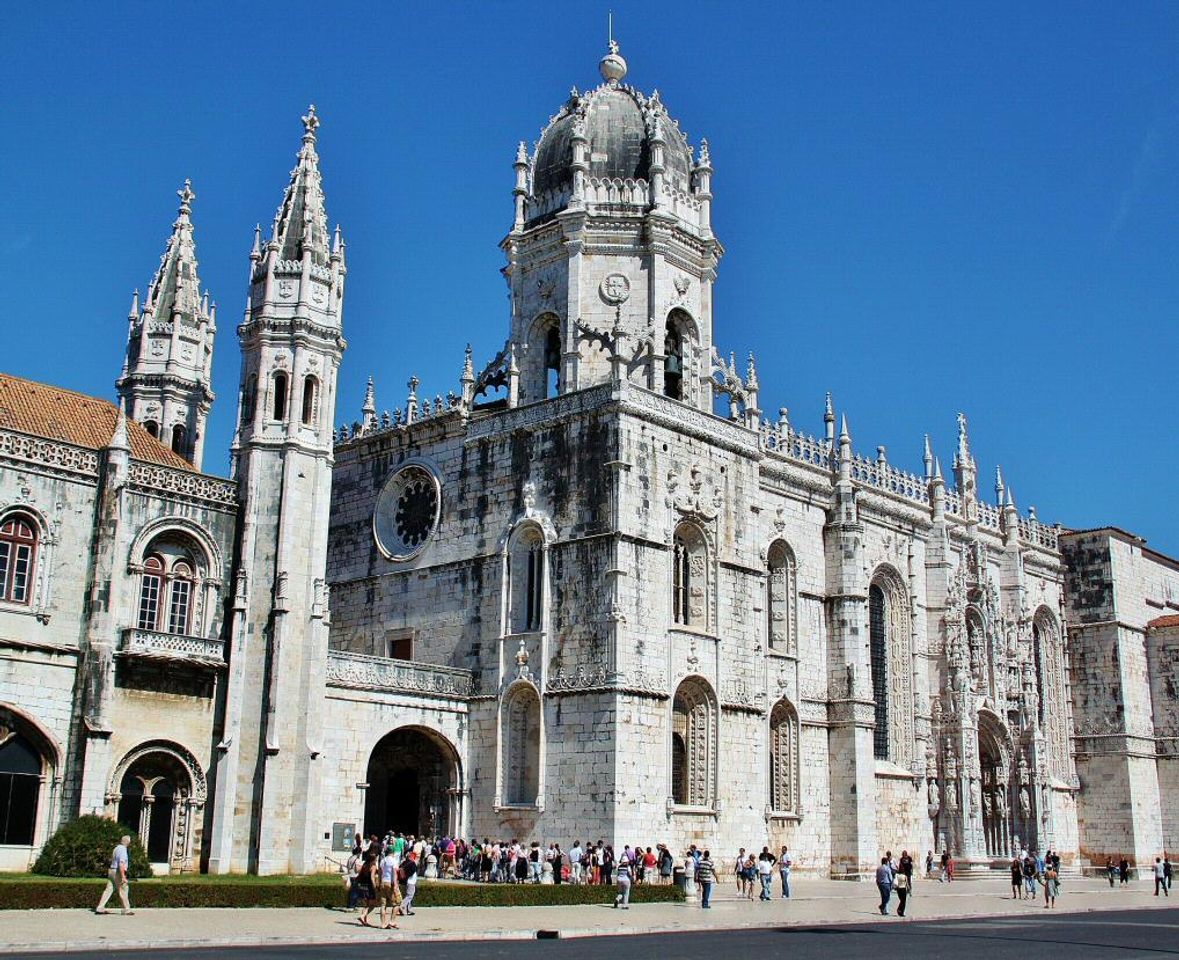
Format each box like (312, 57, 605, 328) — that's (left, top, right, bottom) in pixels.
(119, 628, 226, 668)
(326, 650, 476, 700)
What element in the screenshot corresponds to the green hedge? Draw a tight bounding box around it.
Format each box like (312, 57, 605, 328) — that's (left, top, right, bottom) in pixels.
(0, 878, 685, 910)
(32, 815, 152, 879)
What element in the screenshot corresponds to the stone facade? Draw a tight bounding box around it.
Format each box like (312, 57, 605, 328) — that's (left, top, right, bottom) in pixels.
(0, 44, 1173, 876)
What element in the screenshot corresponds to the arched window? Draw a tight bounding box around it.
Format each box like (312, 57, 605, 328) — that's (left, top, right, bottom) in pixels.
(301, 375, 318, 426)
(241, 375, 257, 425)
(664, 318, 684, 400)
(137, 540, 199, 635)
(114, 748, 195, 866)
(1033, 608, 1069, 778)
(770, 699, 800, 814)
(271, 371, 289, 422)
(543, 326, 561, 399)
(144, 420, 160, 439)
(170, 424, 187, 457)
(0, 513, 38, 605)
(671, 677, 715, 807)
(503, 685, 540, 805)
(672, 523, 708, 628)
(508, 526, 545, 633)
(767, 540, 798, 654)
(868, 567, 914, 764)
(0, 733, 42, 845)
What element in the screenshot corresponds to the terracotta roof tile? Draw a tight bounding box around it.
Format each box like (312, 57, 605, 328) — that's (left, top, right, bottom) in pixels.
(1147, 614, 1179, 630)
(0, 373, 194, 471)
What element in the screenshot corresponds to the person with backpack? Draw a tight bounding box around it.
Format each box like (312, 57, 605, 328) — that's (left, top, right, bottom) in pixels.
(614, 852, 633, 909)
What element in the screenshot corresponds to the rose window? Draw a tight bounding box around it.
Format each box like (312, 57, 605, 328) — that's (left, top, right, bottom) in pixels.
(374, 465, 441, 560)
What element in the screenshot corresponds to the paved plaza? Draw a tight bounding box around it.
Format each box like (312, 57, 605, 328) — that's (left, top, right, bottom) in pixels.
(1, 876, 1174, 955)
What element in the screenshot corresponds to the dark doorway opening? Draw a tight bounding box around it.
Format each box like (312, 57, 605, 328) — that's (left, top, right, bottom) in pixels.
(364, 727, 459, 839)
(385, 768, 420, 836)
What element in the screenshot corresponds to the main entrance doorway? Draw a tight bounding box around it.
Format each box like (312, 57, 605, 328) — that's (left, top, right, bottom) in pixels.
(364, 727, 459, 838)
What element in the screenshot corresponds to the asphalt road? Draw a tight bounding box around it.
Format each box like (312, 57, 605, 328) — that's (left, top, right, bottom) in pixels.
(10, 907, 1178, 960)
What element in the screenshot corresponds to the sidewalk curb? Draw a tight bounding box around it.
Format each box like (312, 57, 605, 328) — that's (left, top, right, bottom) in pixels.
(1, 897, 1172, 955)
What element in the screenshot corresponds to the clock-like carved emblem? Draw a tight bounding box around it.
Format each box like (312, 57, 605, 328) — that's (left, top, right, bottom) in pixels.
(599, 273, 630, 305)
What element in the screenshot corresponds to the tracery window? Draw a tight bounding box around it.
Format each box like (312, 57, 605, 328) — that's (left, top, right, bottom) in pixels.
(508, 525, 545, 633)
(301, 375, 318, 426)
(767, 540, 798, 654)
(1033, 608, 1069, 778)
(671, 677, 715, 807)
(503, 685, 540, 805)
(868, 567, 914, 764)
(0, 732, 42, 846)
(271, 371, 289, 422)
(769, 699, 800, 814)
(171, 424, 187, 457)
(137, 540, 199, 635)
(0, 513, 37, 605)
(672, 523, 708, 628)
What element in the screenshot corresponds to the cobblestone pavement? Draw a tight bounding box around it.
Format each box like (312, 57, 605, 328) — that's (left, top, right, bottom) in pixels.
(1, 876, 1174, 954)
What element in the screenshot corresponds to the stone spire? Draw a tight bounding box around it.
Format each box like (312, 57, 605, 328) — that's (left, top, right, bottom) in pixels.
(361, 376, 377, 430)
(271, 105, 331, 265)
(117, 179, 216, 468)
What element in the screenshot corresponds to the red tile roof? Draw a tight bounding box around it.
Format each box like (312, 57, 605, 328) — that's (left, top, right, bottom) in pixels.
(0, 373, 194, 471)
(1147, 614, 1179, 630)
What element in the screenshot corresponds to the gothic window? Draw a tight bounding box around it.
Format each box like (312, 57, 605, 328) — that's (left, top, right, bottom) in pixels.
(170, 424, 187, 457)
(766, 540, 798, 654)
(1032, 620, 1045, 727)
(664, 317, 684, 400)
(868, 567, 914, 764)
(301, 375, 318, 426)
(137, 539, 200, 635)
(241, 375, 257, 424)
(271, 371, 289, 422)
(503, 685, 540, 805)
(0, 513, 38, 605)
(671, 678, 715, 807)
(868, 584, 889, 760)
(144, 420, 160, 439)
(1033, 608, 1069, 778)
(672, 522, 708, 628)
(543, 325, 561, 399)
(0, 733, 41, 846)
(769, 699, 800, 814)
(114, 748, 196, 866)
(508, 525, 545, 633)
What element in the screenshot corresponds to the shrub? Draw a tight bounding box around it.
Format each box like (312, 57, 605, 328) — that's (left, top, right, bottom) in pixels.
(31, 815, 152, 879)
(0, 876, 686, 910)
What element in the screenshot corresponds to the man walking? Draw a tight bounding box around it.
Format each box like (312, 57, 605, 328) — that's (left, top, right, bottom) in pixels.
(779, 845, 793, 899)
(875, 856, 894, 915)
(95, 835, 134, 915)
(697, 850, 717, 908)
(1154, 857, 1169, 896)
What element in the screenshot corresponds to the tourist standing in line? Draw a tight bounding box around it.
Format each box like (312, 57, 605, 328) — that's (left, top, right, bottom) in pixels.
(925, 850, 934, 878)
(757, 846, 776, 901)
(1105, 858, 1116, 888)
(1119, 857, 1130, 885)
(733, 847, 748, 898)
(1155, 857, 1169, 896)
(602, 844, 615, 885)
(401, 850, 419, 914)
(1023, 854, 1037, 898)
(875, 856, 894, 916)
(659, 844, 675, 885)
(377, 845, 401, 930)
(697, 850, 717, 908)
(779, 845, 793, 899)
(894, 866, 910, 917)
(614, 852, 633, 909)
(529, 841, 542, 883)
(569, 840, 583, 884)
(95, 834, 134, 916)
(346, 841, 364, 910)
(356, 848, 380, 927)
(1010, 857, 1023, 900)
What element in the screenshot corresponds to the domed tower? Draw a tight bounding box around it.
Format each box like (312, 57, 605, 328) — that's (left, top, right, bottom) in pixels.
(503, 41, 722, 409)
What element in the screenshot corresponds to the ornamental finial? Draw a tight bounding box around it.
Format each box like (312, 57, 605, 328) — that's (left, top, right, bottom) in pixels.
(302, 104, 320, 139)
(600, 17, 627, 84)
(177, 179, 195, 216)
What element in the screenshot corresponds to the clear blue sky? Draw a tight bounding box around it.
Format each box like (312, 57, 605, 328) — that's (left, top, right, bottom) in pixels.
(1, 2, 1176, 555)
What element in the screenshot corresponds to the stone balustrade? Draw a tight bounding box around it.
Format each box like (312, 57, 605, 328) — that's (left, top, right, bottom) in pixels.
(326, 650, 477, 699)
(120, 627, 225, 666)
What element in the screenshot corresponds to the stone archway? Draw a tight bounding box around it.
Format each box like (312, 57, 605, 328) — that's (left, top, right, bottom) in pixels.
(111, 744, 203, 870)
(364, 727, 461, 839)
(977, 713, 1012, 859)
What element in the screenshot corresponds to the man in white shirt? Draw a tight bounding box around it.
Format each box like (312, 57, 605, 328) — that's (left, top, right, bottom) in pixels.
(1155, 857, 1169, 897)
(779, 845, 793, 899)
(569, 841, 584, 884)
(95, 835, 134, 915)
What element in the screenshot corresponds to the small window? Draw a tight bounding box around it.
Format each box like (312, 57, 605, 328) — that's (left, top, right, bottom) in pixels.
(301, 375, 318, 426)
(544, 326, 561, 399)
(144, 420, 160, 439)
(167, 561, 193, 635)
(0, 514, 38, 605)
(241, 375, 257, 424)
(386, 630, 413, 661)
(672, 523, 707, 628)
(137, 555, 164, 630)
(171, 425, 187, 457)
(272, 371, 289, 422)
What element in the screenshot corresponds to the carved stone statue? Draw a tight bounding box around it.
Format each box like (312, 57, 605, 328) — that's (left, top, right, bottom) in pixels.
(946, 778, 958, 811)
(1019, 785, 1032, 821)
(970, 778, 982, 814)
(927, 778, 940, 815)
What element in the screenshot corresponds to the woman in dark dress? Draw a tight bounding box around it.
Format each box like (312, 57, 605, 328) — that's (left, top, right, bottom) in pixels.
(515, 848, 530, 883)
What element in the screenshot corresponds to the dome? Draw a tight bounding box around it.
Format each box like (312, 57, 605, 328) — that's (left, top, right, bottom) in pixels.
(530, 60, 695, 200)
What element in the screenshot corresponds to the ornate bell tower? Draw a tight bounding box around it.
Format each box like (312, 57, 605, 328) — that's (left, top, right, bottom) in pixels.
(117, 181, 216, 468)
(502, 41, 723, 408)
(206, 106, 347, 874)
